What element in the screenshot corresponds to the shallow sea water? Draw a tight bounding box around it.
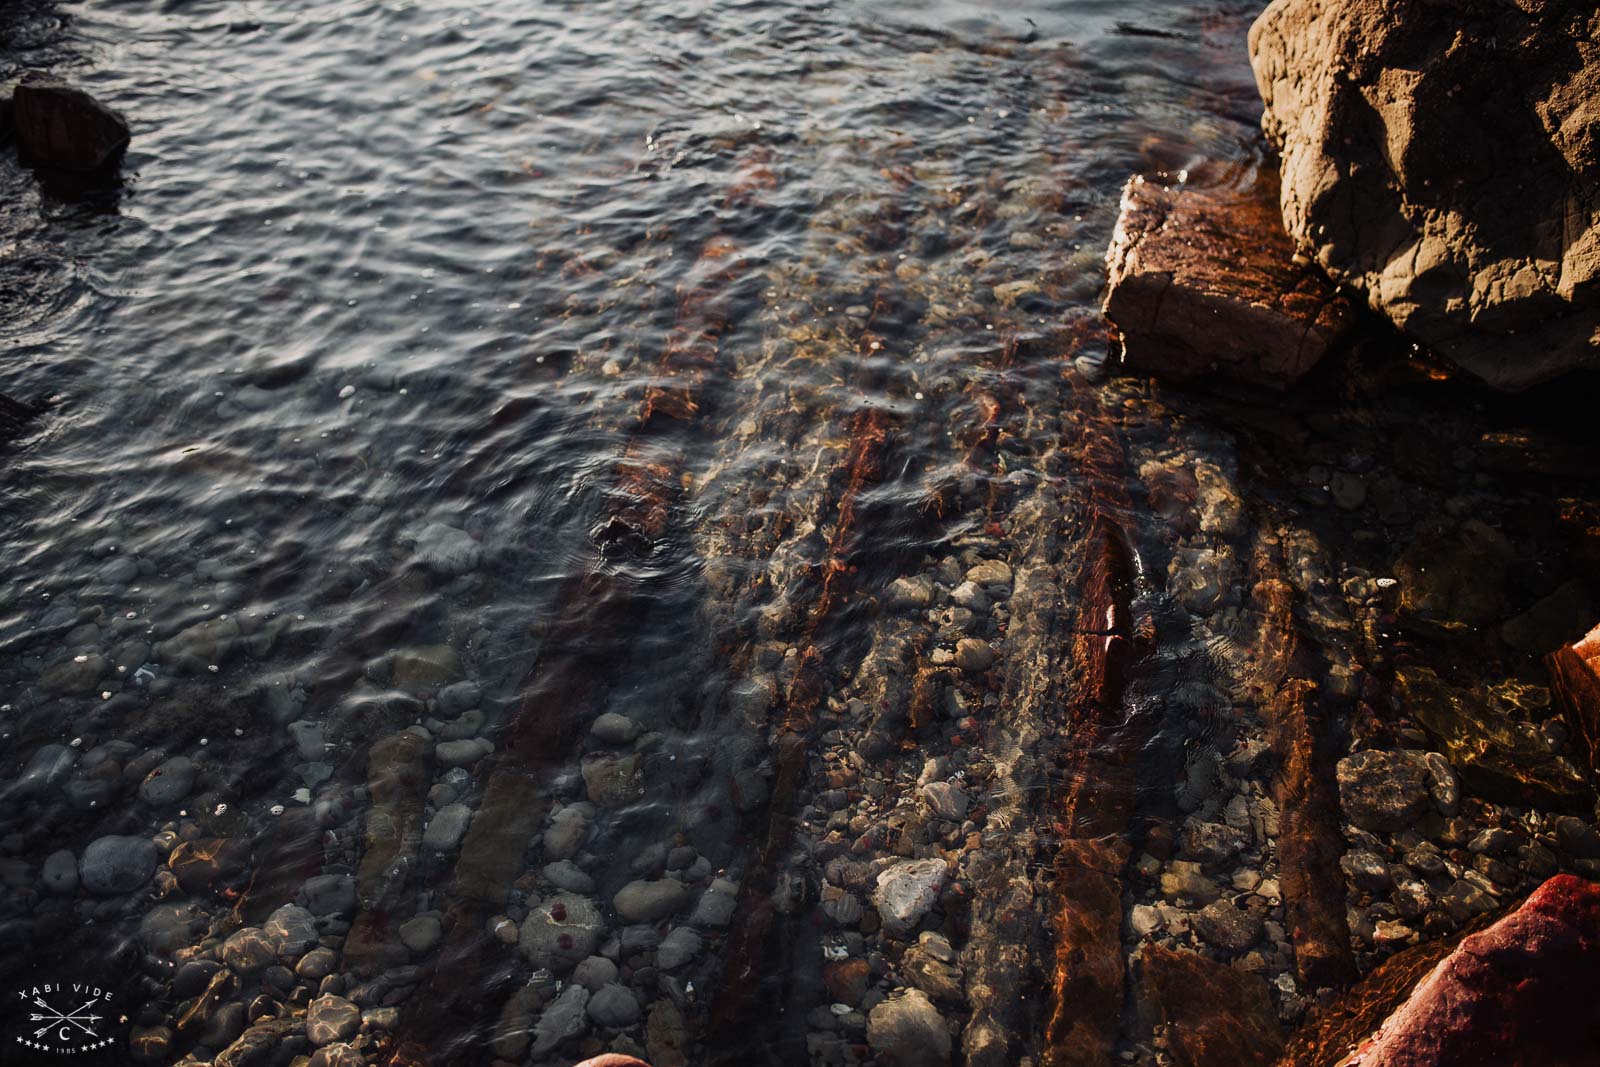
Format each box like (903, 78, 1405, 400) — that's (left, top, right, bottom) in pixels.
(12, 2, 1595, 1066)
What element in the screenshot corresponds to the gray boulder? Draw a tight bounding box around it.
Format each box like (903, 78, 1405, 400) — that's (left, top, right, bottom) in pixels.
(1250, 0, 1600, 390)
(11, 73, 130, 172)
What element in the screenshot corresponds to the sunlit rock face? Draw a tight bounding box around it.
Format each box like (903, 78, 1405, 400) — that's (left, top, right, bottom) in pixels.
(1250, 0, 1600, 390)
(1103, 172, 1351, 388)
(1332, 874, 1600, 1067)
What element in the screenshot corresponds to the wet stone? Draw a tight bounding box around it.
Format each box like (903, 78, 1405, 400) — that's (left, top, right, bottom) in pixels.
(1337, 750, 1431, 832)
(302, 874, 356, 917)
(544, 806, 593, 860)
(423, 802, 473, 852)
(573, 956, 618, 991)
(399, 914, 442, 955)
(1181, 820, 1248, 865)
(887, 575, 935, 611)
(587, 983, 641, 1028)
(79, 834, 157, 896)
(590, 711, 640, 745)
(41, 849, 78, 894)
(544, 859, 596, 894)
(264, 903, 319, 957)
(866, 988, 951, 1065)
(582, 751, 644, 807)
(307, 995, 361, 1046)
(296, 947, 338, 980)
(690, 878, 739, 927)
(657, 925, 703, 969)
(920, 781, 969, 822)
(613, 878, 688, 923)
(1159, 860, 1221, 904)
(309, 1044, 364, 1067)
(139, 755, 196, 806)
(520, 893, 604, 972)
(954, 638, 997, 672)
(531, 984, 589, 1058)
(1341, 850, 1394, 894)
(874, 858, 946, 936)
(10, 743, 77, 797)
(1194, 899, 1264, 954)
(434, 737, 491, 767)
(436, 680, 482, 716)
(411, 522, 481, 576)
(220, 927, 278, 974)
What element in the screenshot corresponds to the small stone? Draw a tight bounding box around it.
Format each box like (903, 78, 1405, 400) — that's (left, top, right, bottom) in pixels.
(220, 927, 279, 974)
(657, 926, 703, 969)
(731, 766, 770, 813)
(543, 860, 596, 894)
(1193, 899, 1264, 954)
(614, 879, 688, 923)
(9, 744, 77, 797)
(543, 806, 593, 860)
(399, 915, 442, 955)
(434, 738, 491, 767)
(296, 947, 338, 980)
(520, 893, 604, 972)
(531, 984, 590, 1057)
(1159, 860, 1220, 904)
(581, 752, 644, 807)
(1420, 751, 1460, 816)
(691, 878, 739, 928)
(423, 803, 473, 852)
(412, 522, 481, 576)
(307, 995, 361, 1046)
(920, 781, 969, 822)
(824, 957, 871, 1005)
(309, 1043, 365, 1067)
(587, 983, 641, 1028)
(436, 681, 482, 716)
(1130, 904, 1163, 938)
(590, 712, 640, 745)
(139, 755, 196, 807)
(263, 904, 319, 957)
(41, 850, 78, 895)
(1337, 750, 1431, 832)
(1341, 850, 1394, 894)
(302, 874, 356, 917)
(79, 834, 157, 896)
(572, 956, 618, 991)
(1180, 820, 1248, 865)
(873, 858, 947, 936)
(887, 575, 935, 611)
(953, 638, 997, 672)
(965, 559, 1013, 589)
(866, 988, 951, 1065)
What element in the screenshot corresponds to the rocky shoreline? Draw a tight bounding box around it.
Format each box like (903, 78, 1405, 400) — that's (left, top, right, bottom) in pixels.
(1, 1, 1598, 1066)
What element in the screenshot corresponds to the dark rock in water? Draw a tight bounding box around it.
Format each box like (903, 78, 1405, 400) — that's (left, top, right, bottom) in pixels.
(1550, 622, 1600, 785)
(169, 837, 251, 896)
(1102, 170, 1351, 388)
(79, 834, 158, 895)
(1336, 874, 1600, 1066)
(1132, 944, 1284, 1067)
(11, 72, 130, 173)
(1397, 665, 1591, 811)
(1336, 749, 1430, 833)
(0, 391, 40, 444)
(1250, 0, 1600, 390)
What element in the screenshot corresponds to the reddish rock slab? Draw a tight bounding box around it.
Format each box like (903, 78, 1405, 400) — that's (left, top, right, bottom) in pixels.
(1133, 944, 1284, 1067)
(1549, 621, 1600, 784)
(1336, 874, 1600, 1067)
(1103, 171, 1351, 388)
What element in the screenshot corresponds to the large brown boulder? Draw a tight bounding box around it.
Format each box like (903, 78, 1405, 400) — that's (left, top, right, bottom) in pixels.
(1102, 171, 1352, 388)
(1337, 874, 1600, 1066)
(10, 72, 130, 173)
(1249, 0, 1599, 390)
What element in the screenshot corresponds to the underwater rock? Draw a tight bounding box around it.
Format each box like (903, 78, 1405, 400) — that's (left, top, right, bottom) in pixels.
(1336, 875, 1600, 1065)
(874, 858, 946, 936)
(10, 73, 130, 173)
(1133, 944, 1284, 1067)
(1550, 621, 1600, 783)
(866, 988, 951, 1065)
(79, 834, 157, 896)
(1337, 749, 1430, 833)
(1250, 0, 1600, 390)
(1397, 666, 1591, 811)
(1103, 171, 1351, 388)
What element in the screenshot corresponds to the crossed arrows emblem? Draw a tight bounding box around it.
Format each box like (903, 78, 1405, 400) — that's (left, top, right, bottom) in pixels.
(28, 995, 101, 1041)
